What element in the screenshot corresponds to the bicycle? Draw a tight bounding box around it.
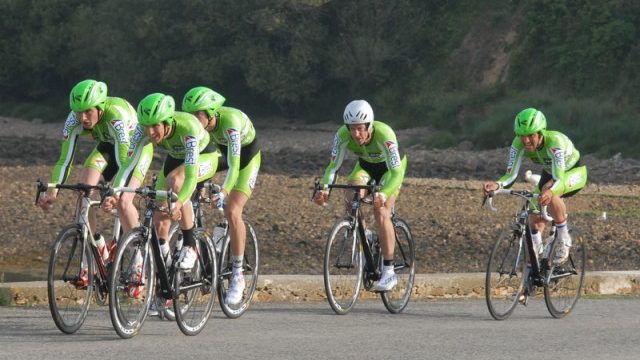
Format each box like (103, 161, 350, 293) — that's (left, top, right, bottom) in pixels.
(313, 180, 416, 315)
(107, 178, 218, 338)
(162, 181, 259, 319)
(483, 187, 586, 320)
(35, 180, 121, 334)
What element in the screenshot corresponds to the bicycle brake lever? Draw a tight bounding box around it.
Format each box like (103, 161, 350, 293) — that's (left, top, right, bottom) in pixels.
(35, 179, 44, 205)
(483, 195, 498, 212)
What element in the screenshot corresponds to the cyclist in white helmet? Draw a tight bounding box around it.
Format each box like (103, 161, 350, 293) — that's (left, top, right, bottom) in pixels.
(314, 100, 408, 291)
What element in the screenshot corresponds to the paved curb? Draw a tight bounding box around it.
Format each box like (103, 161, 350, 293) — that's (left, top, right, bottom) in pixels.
(2, 271, 640, 306)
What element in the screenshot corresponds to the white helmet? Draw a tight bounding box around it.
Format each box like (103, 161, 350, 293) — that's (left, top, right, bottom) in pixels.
(343, 100, 374, 125)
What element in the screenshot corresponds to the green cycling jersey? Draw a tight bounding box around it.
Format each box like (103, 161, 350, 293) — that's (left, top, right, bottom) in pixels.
(207, 106, 256, 193)
(116, 111, 211, 203)
(498, 130, 581, 196)
(322, 121, 405, 198)
(51, 97, 137, 185)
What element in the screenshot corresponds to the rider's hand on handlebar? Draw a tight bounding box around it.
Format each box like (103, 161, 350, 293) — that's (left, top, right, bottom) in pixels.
(539, 189, 553, 206)
(170, 200, 184, 221)
(38, 191, 57, 211)
(211, 190, 227, 209)
(102, 195, 118, 212)
(313, 190, 328, 206)
(483, 182, 500, 196)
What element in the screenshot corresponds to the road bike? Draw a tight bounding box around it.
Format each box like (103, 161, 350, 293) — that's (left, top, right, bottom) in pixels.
(36, 180, 120, 334)
(108, 178, 217, 338)
(314, 180, 415, 315)
(161, 181, 259, 319)
(484, 187, 586, 320)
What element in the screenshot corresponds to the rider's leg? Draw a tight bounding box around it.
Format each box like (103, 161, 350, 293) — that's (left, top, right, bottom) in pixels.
(226, 191, 248, 259)
(117, 176, 142, 233)
(374, 195, 397, 261)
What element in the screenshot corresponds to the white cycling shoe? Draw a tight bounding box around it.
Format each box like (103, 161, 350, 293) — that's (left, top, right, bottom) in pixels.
(178, 246, 197, 270)
(374, 271, 397, 292)
(225, 274, 245, 305)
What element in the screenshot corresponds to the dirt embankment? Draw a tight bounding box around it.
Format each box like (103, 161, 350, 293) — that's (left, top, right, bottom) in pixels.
(1, 118, 639, 279)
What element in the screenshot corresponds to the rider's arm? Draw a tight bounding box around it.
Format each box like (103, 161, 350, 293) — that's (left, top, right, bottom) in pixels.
(321, 128, 349, 187)
(376, 124, 404, 198)
(497, 138, 525, 189)
(111, 125, 147, 188)
(50, 112, 83, 185)
(179, 134, 201, 204)
(545, 134, 572, 196)
(219, 113, 243, 194)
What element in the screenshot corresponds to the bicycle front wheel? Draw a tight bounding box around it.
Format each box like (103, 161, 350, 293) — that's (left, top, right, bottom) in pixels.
(381, 217, 416, 313)
(324, 218, 363, 315)
(485, 224, 526, 320)
(47, 225, 94, 334)
(174, 229, 217, 336)
(108, 228, 155, 339)
(544, 227, 586, 318)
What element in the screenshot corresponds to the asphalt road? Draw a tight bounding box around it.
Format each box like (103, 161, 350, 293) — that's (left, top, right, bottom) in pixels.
(1, 298, 640, 360)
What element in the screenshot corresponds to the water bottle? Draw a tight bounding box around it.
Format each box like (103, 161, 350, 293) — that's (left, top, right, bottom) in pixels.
(213, 223, 227, 252)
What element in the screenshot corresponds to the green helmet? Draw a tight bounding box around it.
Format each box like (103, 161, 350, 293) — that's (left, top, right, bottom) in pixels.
(181, 86, 226, 117)
(514, 108, 547, 136)
(69, 79, 108, 112)
(137, 93, 175, 126)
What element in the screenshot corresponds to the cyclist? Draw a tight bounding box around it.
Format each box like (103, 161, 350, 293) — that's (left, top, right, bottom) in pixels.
(182, 86, 261, 305)
(313, 99, 408, 292)
(37, 79, 153, 285)
(114, 93, 219, 279)
(483, 108, 588, 265)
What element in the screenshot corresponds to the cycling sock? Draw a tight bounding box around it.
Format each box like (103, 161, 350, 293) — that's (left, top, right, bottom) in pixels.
(556, 221, 568, 234)
(232, 256, 243, 275)
(182, 227, 195, 248)
(383, 264, 394, 273)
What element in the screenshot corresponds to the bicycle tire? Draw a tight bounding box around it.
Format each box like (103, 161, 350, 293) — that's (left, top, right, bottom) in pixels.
(174, 228, 217, 336)
(47, 224, 94, 334)
(485, 222, 526, 320)
(217, 219, 260, 318)
(381, 217, 416, 313)
(323, 218, 363, 315)
(544, 227, 586, 318)
(108, 227, 155, 339)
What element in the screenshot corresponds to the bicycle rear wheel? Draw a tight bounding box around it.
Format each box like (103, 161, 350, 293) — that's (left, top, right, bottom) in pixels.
(217, 219, 259, 318)
(485, 224, 526, 320)
(108, 228, 155, 339)
(47, 225, 94, 334)
(381, 217, 416, 313)
(174, 229, 217, 336)
(544, 227, 586, 318)
(324, 218, 363, 315)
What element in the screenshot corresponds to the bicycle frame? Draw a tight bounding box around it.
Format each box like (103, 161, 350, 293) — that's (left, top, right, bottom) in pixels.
(37, 181, 120, 288)
(326, 183, 383, 283)
(485, 189, 555, 288)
